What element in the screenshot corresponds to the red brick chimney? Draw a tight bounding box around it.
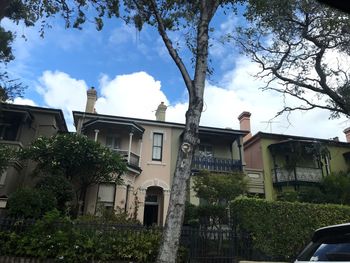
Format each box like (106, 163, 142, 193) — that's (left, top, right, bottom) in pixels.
(238, 111, 252, 142)
(344, 127, 350, 142)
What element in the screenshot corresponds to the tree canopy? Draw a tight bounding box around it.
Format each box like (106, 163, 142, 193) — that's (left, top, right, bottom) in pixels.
(237, 0, 350, 118)
(191, 170, 247, 229)
(21, 133, 126, 213)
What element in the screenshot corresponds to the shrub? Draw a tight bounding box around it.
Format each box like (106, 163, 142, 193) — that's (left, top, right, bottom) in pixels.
(7, 188, 57, 219)
(230, 197, 350, 261)
(0, 210, 162, 262)
(35, 175, 73, 212)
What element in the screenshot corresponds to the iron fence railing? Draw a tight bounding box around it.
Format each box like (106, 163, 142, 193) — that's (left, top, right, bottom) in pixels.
(272, 166, 323, 184)
(192, 156, 242, 172)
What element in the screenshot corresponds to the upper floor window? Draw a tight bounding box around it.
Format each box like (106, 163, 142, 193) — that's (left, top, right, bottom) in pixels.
(152, 133, 163, 161)
(0, 171, 7, 186)
(197, 144, 213, 158)
(106, 136, 120, 150)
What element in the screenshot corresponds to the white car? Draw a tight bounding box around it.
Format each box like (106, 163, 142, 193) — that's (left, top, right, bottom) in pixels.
(295, 223, 350, 262)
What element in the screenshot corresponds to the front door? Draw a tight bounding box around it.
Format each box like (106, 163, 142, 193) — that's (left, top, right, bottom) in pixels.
(143, 204, 158, 226)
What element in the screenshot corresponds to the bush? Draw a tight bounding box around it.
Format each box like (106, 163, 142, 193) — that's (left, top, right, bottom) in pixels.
(35, 175, 73, 212)
(230, 197, 350, 261)
(7, 188, 57, 219)
(0, 210, 162, 262)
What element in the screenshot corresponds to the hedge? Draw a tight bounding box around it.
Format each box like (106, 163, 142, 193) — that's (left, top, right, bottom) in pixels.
(0, 210, 163, 263)
(230, 197, 350, 261)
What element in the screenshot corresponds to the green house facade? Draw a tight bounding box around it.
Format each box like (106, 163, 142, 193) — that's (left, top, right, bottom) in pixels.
(244, 132, 350, 200)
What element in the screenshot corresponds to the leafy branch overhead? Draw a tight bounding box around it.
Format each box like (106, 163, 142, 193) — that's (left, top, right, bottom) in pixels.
(237, 0, 350, 118)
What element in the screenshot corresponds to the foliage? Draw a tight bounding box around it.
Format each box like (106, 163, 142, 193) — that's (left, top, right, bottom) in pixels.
(277, 172, 350, 205)
(0, 210, 163, 262)
(77, 206, 141, 225)
(230, 197, 350, 261)
(0, 144, 14, 174)
(238, 0, 350, 118)
(193, 171, 247, 204)
(35, 175, 74, 212)
(20, 133, 126, 213)
(7, 188, 57, 219)
(321, 171, 350, 204)
(190, 171, 247, 228)
(183, 201, 199, 227)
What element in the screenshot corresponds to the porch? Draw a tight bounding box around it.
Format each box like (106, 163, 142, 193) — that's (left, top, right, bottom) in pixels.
(272, 167, 323, 185)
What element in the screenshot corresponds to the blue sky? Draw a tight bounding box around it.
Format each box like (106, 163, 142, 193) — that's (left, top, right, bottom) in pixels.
(2, 7, 350, 141)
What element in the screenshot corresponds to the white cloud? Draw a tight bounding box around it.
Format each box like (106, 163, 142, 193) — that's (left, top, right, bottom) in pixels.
(96, 71, 168, 119)
(11, 97, 37, 106)
(32, 61, 350, 141)
(36, 71, 88, 130)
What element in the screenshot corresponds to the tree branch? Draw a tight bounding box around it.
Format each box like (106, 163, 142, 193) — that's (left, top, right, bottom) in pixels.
(149, 0, 194, 96)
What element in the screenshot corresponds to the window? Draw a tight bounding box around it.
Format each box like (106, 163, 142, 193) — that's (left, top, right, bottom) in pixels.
(197, 144, 213, 158)
(0, 171, 7, 186)
(152, 133, 163, 161)
(96, 183, 115, 211)
(106, 136, 120, 150)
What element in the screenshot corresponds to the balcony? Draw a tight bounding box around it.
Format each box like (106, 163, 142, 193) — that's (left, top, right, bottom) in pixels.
(113, 149, 141, 173)
(192, 156, 242, 172)
(0, 140, 23, 169)
(272, 167, 323, 185)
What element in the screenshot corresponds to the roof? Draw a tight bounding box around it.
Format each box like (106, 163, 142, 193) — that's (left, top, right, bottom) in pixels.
(1, 102, 68, 132)
(73, 111, 248, 137)
(244, 131, 350, 148)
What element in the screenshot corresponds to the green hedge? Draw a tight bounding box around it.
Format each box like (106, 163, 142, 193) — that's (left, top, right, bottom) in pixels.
(230, 197, 350, 261)
(0, 210, 162, 262)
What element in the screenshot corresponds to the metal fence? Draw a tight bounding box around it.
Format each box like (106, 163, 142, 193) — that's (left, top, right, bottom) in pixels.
(0, 218, 253, 263)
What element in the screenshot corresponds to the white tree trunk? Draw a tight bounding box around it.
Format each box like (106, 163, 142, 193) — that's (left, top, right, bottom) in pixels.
(155, 1, 219, 262)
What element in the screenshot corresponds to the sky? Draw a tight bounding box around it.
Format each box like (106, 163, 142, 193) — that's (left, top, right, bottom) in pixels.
(2, 6, 350, 141)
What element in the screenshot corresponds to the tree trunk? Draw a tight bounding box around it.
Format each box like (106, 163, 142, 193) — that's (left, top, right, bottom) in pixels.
(156, 1, 218, 262)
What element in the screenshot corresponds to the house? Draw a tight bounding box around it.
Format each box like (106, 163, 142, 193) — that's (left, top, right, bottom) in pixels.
(0, 103, 67, 213)
(240, 111, 350, 200)
(74, 88, 264, 226)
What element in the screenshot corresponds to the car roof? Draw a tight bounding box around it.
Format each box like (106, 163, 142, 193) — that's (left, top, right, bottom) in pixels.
(312, 223, 350, 242)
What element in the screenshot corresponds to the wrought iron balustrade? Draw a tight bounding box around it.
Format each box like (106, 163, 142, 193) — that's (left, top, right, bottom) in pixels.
(272, 166, 323, 184)
(192, 156, 242, 172)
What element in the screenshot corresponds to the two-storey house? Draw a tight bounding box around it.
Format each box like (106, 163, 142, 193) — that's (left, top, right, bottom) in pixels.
(0, 103, 67, 213)
(240, 111, 350, 200)
(74, 88, 262, 226)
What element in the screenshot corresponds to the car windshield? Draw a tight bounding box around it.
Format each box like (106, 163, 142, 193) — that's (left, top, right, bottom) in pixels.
(297, 235, 350, 261)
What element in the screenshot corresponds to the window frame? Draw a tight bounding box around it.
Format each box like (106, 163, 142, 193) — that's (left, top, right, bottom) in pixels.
(152, 133, 163, 161)
(105, 135, 121, 150)
(95, 183, 116, 214)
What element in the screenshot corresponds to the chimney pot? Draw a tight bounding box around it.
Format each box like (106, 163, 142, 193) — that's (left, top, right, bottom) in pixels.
(238, 111, 252, 142)
(85, 86, 97, 113)
(155, 102, 167, 121)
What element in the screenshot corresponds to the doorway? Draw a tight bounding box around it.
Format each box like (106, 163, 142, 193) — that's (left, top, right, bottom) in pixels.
(143, 186, 164, 226)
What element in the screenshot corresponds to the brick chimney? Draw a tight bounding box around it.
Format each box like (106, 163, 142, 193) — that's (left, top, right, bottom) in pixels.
(155, 102, 167, 121)
(238, 111, 252, 142)
(344, 127, 350, 142)
(85, 87, 97, 113)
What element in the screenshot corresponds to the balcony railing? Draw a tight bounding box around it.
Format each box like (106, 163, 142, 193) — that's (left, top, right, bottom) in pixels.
(192, 156, 242, 172)
(0, 140, 23, 150)
(272, 167, 323, 184)
(112, 149, 140, 170)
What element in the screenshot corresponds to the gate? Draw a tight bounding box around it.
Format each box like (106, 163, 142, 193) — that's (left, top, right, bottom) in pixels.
(180, 227, 238, 263)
